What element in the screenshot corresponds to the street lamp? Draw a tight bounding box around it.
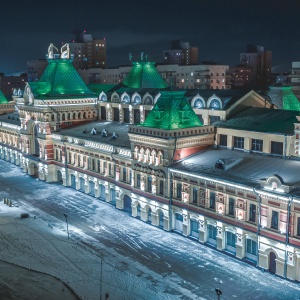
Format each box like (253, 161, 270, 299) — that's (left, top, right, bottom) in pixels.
(215, 288, 222, 300)
(63, 213, 69, 239)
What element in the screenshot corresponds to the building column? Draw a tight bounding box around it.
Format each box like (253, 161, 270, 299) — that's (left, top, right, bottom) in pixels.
(236, 231, 245, 259)
(199, 217, 207, 243)
(216, 223, 225, 251)
(244, 138, 251, 152)
(182, 211, 189, 236)
(227, 135, 234, 149)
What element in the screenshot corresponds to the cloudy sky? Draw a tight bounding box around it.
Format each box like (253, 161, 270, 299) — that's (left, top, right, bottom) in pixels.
(1, 0, 300, 74)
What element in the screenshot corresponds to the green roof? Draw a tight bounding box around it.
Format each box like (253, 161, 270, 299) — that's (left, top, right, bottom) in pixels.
(0, 90, 8, 104)
(140, 91, 203, 129)
(281, 86, 300, 111)
(29, 59, 96, 99)
(216, 107, 299, 134)
(123, 61, 168, 89)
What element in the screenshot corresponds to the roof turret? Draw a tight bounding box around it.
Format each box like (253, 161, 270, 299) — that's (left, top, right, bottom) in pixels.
(28, 43, 96, 99)
(123, 61, 168, 89)
(140, 91, 203, 129)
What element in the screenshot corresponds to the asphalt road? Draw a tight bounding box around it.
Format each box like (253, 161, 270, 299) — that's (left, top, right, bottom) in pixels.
(1, 160, 300, 300)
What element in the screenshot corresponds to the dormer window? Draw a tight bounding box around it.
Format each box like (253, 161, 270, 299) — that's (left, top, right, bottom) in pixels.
(210, 99, 221, 110)
(262, 174, 289, 193)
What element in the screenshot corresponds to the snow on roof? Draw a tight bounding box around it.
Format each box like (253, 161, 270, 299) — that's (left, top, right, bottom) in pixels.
(59, 121, 130, 148)
(174, 147, 300, 193)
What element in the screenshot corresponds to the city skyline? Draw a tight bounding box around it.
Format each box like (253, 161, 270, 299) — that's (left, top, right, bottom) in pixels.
(1, 0, 300, 74)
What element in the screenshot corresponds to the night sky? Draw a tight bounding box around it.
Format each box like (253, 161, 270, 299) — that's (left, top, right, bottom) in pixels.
(1, 0, 300, 74)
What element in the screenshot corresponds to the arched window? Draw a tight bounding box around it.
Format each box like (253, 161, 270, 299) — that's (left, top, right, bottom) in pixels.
(134, 146, 139, 160)
(133, 94, 141, 105)
(157, 151, 163, 165)
(121, 94, 130, 104)
(144, 96, 153, 105)
(150, 150, 157, 164)
(139, 148, 145, 161)
(210, 98, 221, 110)
(145, 149, 150, 163)
(111, 93, 119, 103)
(193, 98, 205, 109)
(100, 92, 107, 102)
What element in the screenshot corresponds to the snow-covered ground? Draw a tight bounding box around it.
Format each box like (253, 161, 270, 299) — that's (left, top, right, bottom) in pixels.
(1, 160, 300, 300)
(0, 197, 168, 300)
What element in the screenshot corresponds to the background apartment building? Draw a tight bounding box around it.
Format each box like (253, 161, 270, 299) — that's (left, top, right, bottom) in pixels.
(163, 40, 198, 65)
(0, 73, 27, 98)
(239, 44, 272, 89)
(69, 31, 106, 70)
(81, 63, 230, 90)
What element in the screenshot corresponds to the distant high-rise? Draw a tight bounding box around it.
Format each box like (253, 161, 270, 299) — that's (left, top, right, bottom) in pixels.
(27, 59, 48, 82)
(239, 44, 272, 89)
(69, 31, 106, 70)
(0, 73, 27, 98)
(164, 40, 198, 65)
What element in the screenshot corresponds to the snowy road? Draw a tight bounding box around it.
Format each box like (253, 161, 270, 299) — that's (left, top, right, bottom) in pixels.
(1, 160, 300, 300)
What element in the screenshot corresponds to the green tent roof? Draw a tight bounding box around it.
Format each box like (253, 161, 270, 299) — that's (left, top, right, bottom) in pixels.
(123, 61, 168, 89)
(140, 91, 203, 129)
(29, 59, 96, 99)
(0, 90, 8, 104)
(281, 86, 300, 111)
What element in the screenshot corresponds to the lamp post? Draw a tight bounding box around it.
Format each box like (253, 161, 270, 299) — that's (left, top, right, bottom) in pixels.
(215, 288, 222, 300)
(63, 213, 69, 239)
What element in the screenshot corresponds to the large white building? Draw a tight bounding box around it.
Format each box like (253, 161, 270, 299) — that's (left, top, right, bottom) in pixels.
(1, 44, 300, 282)
(80, 63, 231, 90)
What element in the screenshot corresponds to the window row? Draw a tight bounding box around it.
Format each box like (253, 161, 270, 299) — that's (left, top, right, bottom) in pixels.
(219, 134, 284, 155)
(135, 173, 164, 195)
(134, 147, 163, 165)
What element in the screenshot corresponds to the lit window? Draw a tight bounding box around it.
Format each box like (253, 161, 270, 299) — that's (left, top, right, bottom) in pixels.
(249, 204, 256, 222)
(192, 187, 198, 204)
(228, 198, 235, 216)
(209, 192, 215, 209)
(176, 183, 182, 199)
(271, 211, 279, 230)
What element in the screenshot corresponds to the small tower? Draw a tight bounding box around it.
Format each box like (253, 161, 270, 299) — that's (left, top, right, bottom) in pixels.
(128, 90, 214, 200)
